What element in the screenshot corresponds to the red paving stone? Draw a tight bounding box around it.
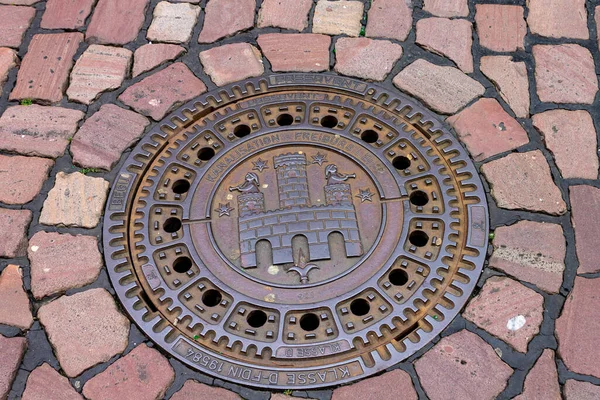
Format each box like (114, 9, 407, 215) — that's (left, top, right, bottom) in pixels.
(564, 380, 600, 399)
(71, 104, 149, 170)
(82, 344, 175, 400)
(533, 110, 598, 180)
(422, 0, 468, 17)
(132, 43, 185, 77)
(41, 0, 96, 30)
(22, 363, 83, 400)
(0, 154, 53, 205)
(39, 172, 109, 228)
(480, 56, 530, 119)
(556, 277, 600, 378)
(366, 0, 413, 42)
(0, 0, 39, 4)
(393, 59, 484, 114)
(147, 2, 200, 44)
(171, 380, 240, 400)
(533, 44, 598, 105)
(0, 5, 35, 48)
(257, 0, 313, 31)
(0, 47, 17, 96)
(86, 0, 149, 45)
(416, 18, 473, 73)
(0, 208, 31, 258)
(475, 5, 526, 53)
(10, 32, 83, 104)
(481, 150, 567, 215)
(515, 349, 560, 400)
(332, 369, 417, 400)
(0, 105, 84, 158)
(597, 7, 600, 50)
(447, 97, 529, 161)
(28, 231, 103, 299)
(200, 43, 264, 87)
(528, 0, 588, 40)
(198, 0, 255, 43)
(570, 186, 600, 274)
(37, 288, 130, 378)
(67, 45, 132, 105)
(463, 277, 544, 353)
(0, 335, 26, 400)
(258, 33, 330, 73)
(119, 62, 206, 121)
(312, 0, 364, 37)
(415, 330, 512, 400)
(0, 265, 33, 330)
(490, 220, 565, 294)
(334, 38, 403, 81)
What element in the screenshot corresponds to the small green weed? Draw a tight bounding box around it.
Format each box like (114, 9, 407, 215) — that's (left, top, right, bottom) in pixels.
(283, 390, 293, 396)
(79, 168, 100, 175)
(20, 98, 33, 106)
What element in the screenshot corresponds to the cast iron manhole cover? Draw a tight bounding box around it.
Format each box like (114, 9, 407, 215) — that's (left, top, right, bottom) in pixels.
(104, 74, 489, 389)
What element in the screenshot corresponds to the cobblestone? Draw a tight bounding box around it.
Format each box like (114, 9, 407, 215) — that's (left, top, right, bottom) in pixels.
(171, 380, 240, 400)
(313, 0, 364, 37)
(490, 220, 565, 294)
(0, 265, 33, 330)
(38, 288, 130, 377)
(527, 0, 588, 39)
(514, 349, 560, 400)
(257, 0, 312, 31)
(447, 97, 529, 161)
(0, 5, 35, 48)
(0, 208, 31, 258)
(422, 0, 468, 17)
(564, 380, 600, 399)
(0, 47, 17, 96)
(481, 150, 567, 215)
(71, 104, 149, 170)
(67, 45, 132, 105)
(198, 0, 254, 43)
(82, 344, 175, 400)
(147, 2, 200, 44)
(119, 62, 206, 121)
(556, 277, 600, 378)
(0, 154, 54, 205)
(41, 0, 96, 30)
(475, 5, 526, 52)
(40, 172, 109, 228)
(10, 32, 83, 104)
(332, 369, 417, 400)
(132, 43, 185, 77)
(86, 0, 149, 45)
(258, 33, 330, 73)
(200, 43, 264, 87)
(22, 363, 83, 400)
(393, 59, 484, 114)
(0, 105, 84, 158)
(0, 335, 26, 400)
(480, 56, 530, 119)
(415, 330, 512, 400)
(570, 186, 600, 274)
(334, 38, 403, 81)
(366, 0, 412, 42)
(416, 18, 473, 73)
(533, 110, 598, 180)
(464, 277, 544, 353)
(28, 231, 103, 299)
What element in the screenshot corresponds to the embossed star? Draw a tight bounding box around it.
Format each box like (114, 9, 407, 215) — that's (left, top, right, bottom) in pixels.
(215, 202, 234, 217)
(356, 188, 374, 203)
(312, 152, 328, 166)
(252, 158, 269, 172)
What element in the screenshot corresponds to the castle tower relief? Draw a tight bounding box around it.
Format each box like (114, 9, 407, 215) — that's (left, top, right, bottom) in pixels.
(274, 153, 311, 209)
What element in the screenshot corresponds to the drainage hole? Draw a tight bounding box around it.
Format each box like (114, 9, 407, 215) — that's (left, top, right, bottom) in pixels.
(173, 256, 192, 273)
(277, 113, 294, 126)
(163, 217, 182, 233)
(172, 179, 191, 194)
(320, 115, 338, 128)
(409, 190, 429, 206)
(389, 269, 409, 286)
(392, 155, 411, 170)
(202, 289, 222, 307)
(360, 129, 379, 143)
(234, 124, 251, 138)
(197, 147, 215, 161)
(247, 310, 268, 328)
(409, 230, 429, 247)
(350, 298, 371, 316)
(299, 313, 320, 331)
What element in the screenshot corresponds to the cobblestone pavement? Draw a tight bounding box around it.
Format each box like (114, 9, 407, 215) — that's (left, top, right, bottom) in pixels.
(0, 0, 599, 399)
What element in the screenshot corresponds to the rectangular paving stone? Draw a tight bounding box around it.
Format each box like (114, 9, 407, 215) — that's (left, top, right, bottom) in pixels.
(10, 32, 83, 104)
(0, 208, 32, 258)
(22, 363, 83, 400)
(422, 0, 468, 17)
(132, 43, 185, 77)
(480, 56, 530, 119)
(0, 154, 54, 205)
(366, 0, 412, 42)
(86, 0, 149, 45)
(0, 335, 27, 400)
(334, 37, 403, 81)
(0, 5, 35, 48)
(416, 17, 473, 73)
(0, 105, 84, 158)
(41, 0, 96, 29)
(475, 5, 526, 52)
(570, 185, 600, 274)
(528, 0, 588, 39)
(257, 33, 330, 72)
(313, 0, 364, 37)
(0, 265, 33, 330)
(147, 1, 200, 44)
(200, 43, 264, 87)
(198, 0, 255, 43)
(257, 0, 312, 31)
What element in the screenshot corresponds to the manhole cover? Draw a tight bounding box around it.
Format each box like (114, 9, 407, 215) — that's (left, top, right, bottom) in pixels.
(104, 74, 489, 389)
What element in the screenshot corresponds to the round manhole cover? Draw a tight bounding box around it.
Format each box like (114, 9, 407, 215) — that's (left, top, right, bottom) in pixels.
(103, 74, 489, 389)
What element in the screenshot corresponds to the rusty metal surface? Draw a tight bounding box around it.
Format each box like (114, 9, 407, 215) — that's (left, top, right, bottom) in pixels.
(103, 74, 489, 389)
